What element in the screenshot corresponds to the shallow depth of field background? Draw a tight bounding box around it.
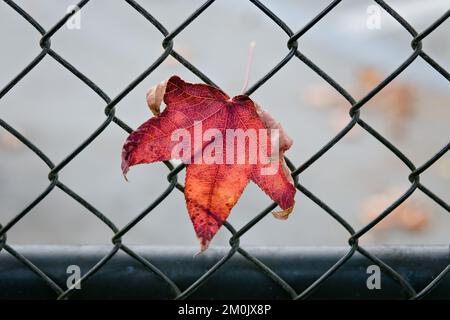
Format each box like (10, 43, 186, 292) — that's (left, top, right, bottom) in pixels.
(0, 0, 449, 248)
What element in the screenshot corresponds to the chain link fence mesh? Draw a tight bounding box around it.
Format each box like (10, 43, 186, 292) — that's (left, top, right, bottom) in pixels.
(0, 0, 449, 300)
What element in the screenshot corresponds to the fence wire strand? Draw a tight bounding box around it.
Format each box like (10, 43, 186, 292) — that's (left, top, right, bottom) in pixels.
(0, 0, 449, 300)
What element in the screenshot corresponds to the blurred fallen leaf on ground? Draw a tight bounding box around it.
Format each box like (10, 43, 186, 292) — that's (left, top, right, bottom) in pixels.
(0, 131, 24, 152)
(361, 187, 430, 232)
(433, 156, 450, 180)
(163, 44, 193, 67)
(304, 67, 416, 137)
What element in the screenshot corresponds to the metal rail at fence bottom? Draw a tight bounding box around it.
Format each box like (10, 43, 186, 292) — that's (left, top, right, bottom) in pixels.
(0, 246, 449, 299)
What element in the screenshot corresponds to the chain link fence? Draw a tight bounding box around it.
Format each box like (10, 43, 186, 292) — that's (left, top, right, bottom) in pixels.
(0, 0, 449, 300)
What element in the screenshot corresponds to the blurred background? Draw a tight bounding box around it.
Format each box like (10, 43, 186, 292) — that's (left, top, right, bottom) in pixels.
(0, 0, 449, 248)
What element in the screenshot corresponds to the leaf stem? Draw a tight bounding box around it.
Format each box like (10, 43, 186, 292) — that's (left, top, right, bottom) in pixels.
(240, 41, 256, 95)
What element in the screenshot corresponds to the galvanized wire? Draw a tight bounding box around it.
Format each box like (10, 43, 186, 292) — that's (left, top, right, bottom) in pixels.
(0, 0, 449, 300)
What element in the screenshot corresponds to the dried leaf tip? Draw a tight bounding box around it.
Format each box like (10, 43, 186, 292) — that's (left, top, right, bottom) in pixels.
(121, 151, 130, 181)
(146, 79, 168, 116)
(194, 240, 210, 257)
(272, 206, 293, 220)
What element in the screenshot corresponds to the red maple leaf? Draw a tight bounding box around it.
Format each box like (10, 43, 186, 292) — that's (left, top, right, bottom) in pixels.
(122, 76, 296, 251)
